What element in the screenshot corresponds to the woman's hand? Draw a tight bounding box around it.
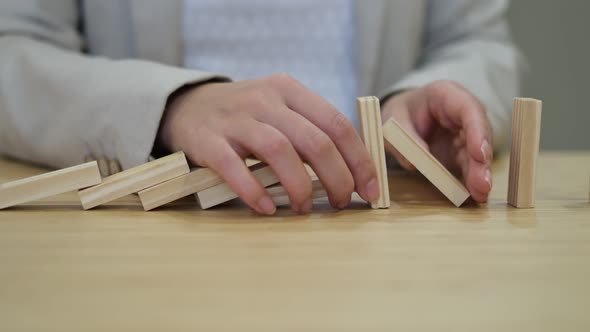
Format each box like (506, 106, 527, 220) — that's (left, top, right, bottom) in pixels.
(158, 74, 380, 215)
(382, 81, 493, 203)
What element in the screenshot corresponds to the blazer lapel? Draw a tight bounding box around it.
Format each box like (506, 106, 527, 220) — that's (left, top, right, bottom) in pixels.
(129, 0, 183, 65)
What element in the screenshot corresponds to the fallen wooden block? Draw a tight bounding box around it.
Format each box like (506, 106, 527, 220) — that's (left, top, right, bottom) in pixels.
(357, 96, 390, 208)
(79, 151, 190, 210)
(195, 164, 280, 209)
(508, 98, 542, 208)
(266, 179, 327, 206)
(382, 118, 470, 207)
(0, 161, 102, 209)
(138, 159, 261, 211)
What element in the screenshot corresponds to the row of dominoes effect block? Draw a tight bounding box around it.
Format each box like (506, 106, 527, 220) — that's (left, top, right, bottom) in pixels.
(363, 96, 546, 209)
(0, 96, 553, 212)
(0, 152, 327, 211)
(0, 151, 191, 210)
(0, 98, 391, 212)
(356, 96, 470, 208)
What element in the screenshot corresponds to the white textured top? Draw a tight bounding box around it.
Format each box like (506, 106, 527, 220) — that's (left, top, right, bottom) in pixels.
(183, 0, 358, 125)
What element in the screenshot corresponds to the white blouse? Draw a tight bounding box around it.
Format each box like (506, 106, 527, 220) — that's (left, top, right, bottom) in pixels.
(183, 0, 359, 125)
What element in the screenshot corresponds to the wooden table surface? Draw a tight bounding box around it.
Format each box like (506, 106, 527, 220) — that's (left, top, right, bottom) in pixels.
(1, 152, 589, 331)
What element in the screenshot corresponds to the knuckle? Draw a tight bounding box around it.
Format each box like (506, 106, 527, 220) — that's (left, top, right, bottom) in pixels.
(235, 90, 268, 112)
(261, 135, 291, 157)
(268, 73, 299, 90)
(329, 112, 355, 140)
(427, 80, 457, 96)
(306, 129, 335, 157)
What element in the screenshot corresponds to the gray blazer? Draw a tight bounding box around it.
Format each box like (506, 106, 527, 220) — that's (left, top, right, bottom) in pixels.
(0, 0, 521, 169)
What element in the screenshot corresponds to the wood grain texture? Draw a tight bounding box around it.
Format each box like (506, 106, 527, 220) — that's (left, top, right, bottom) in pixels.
(0, 153, 589, 331)
(382, 118, 470, 207)
(195, 164, 280, 209)
(356, 96, 390, 208)
(0, 161, 101, 209)
(508, 98, 543, 208)
(78, 151, 189, 210)
(138, 159, 261, 211)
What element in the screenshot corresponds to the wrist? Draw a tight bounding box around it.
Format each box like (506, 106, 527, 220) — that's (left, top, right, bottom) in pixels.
(152, 84, 197, 158)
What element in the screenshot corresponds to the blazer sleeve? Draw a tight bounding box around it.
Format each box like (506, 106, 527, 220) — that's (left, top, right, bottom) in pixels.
(380, 0, 524, 151)
(0, 0, 228, 169)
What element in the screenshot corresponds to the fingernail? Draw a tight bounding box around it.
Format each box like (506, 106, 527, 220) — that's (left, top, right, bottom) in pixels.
(300, 197, 313, 214)
(484, 168, 492, 191)
(366, 178, 380, 202)
(481, 140, 492, 164)
(257, 196, 276, 215)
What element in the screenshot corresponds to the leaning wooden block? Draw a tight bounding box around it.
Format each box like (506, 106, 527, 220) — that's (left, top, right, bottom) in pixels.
(195, 164, 280, 209)
(357, 96, 390, 208)
(0, 161, 102, 209)
(382, 118, 470, 207)
(508, 98, 542, 208)
(266, 179, 327, 206)
(138, 159, 261, 211)
(78, 151, 190, 210)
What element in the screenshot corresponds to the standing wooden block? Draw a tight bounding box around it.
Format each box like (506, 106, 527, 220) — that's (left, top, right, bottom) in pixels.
(356, 96, 390, 208)
(138, 159, 261, 211)
(266, 179, 327, 206)
(195, 164, 280, 209)
(508, 98, 542, 208)
(97, 158, 110, 178)
(0, 161, 102, 209)
(78, 151, 190, 210)
(108, 159, 122, 175)
(382, 118, 470, 207)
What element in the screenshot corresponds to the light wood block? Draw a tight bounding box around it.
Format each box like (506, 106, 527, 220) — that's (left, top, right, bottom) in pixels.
(97, 158, 110, 178)
(508, 98, 542, 208)
(382, 118, 470, 207)
(138, 159, 261, 211)
(108, 159, 121, 175)
(78, 151, 189, 210)
(195, 164, 280, 209)
(357, 96, 390, 208)
(0, 161, 101, 209)
(266, 179, 327, 206)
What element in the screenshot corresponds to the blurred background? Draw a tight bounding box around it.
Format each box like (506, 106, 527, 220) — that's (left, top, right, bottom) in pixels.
(508, 0, 589, 150)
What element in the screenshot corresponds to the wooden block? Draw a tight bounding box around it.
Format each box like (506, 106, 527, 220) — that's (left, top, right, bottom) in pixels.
(195, 164, 280, 209)
(508, 98, 542, 208)
(266, 179, 327, 206)
(78, 151, 190, 210)
(108, 159, 121, 175)
(138, 159, 261, 211)
(0, 161, 102, 209)
(382, 118, 470, 207)
(97, 158, 110, 178)
(356, 96, 390, 208)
